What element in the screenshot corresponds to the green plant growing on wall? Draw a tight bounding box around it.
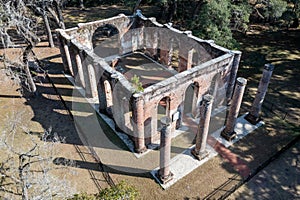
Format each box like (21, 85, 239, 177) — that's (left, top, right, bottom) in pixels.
(131, 74, 144, 93)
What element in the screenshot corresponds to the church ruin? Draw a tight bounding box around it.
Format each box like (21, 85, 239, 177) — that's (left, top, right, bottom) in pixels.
(56, 11, 254, 184)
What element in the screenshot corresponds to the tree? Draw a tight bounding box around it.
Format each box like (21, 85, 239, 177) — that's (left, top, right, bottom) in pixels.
(281, 0, 300, 28)
(0, 120, 75, 200)
(158, 0, 178, 22)
(192, 0, 237, 48)
(0, 0, 66, 95)
(251, 0, 288, 23)
(231, 0, 252, 32)
(26, 0, 66, 47)
(131, 75, 144, 93)
(0, 0, 40, 94)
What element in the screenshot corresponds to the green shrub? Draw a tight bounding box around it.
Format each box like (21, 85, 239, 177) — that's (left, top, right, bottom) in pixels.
(69, 181, 139, 200)
(69, 192, 97, 200)
(97, 181, 139, 200)
(131, 75, 144, 93)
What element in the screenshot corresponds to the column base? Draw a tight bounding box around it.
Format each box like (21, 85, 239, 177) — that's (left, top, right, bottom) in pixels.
(192, 136, 196, 144)
(157, 171, 174, 185)
(221, 130, 237, 141)
(226, 98, 232, 106)
(134, 146, 147, 154)
(64, 69, 72, 75)
(99, 108, 106, 114)
(245, 113, 261, 125)
(191, 148, 209, 161)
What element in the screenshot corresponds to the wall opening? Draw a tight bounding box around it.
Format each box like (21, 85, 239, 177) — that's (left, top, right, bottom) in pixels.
(103, 80, 113, 116)
(157, 97, 171, 131)
(168, 39, 180, 72)
(92, 24, 120, 58)
(192, 50, 200, 67)
(183, 82, 199, 118)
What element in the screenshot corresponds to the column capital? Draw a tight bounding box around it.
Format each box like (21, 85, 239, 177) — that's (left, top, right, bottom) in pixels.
(264, 63, 274, 71)
(237, 77, 247, 86)
(160, 116, 171, 126)
(133, 93, 144, 101)
(203, 94, 214, 104)
(230, 50, 242, 55)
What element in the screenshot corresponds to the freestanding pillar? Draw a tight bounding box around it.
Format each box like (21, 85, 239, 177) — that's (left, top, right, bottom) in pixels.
(87, 64, 98, 99)
(133, 94, 147, 153)
(245, 64, 274, 124)
(226, 51, 242, 104)
(63, 39, 74, 76)
(75, 49, 85, 88)
(221, 77, 247, 141)
(158, 116, 173, 184)
(191, 94, 214, 160)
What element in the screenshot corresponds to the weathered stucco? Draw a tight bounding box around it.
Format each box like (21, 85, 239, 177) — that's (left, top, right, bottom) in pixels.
(56, 10, 242, 153)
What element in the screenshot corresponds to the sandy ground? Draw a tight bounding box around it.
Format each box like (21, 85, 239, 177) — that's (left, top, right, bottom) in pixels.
(0, 57, 111, 199)
(229, 140, 300, 199)
(0, 46, 299, 200)
(0, 5, 299, 199)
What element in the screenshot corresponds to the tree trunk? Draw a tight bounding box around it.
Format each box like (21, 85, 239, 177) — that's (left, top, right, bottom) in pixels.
(133, 0, 142, 13)
(167, 0, 177, 22)
(53, 1, 66, 29)
(23, 44, 37, 94)
(42, 10, 54, 48)
(19, 156, 29, 200)
(79, 0, 84, 9)
(160, 2, 169, 21)
(192, 0, 205, 19)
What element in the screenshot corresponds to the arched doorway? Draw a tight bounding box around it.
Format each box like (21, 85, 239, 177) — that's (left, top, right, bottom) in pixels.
(157, 97, 171, 131)
(103, 80, 113, 116)
(168, 38, 180, 72)
(92, 24, 119, 58)
(183, 82, 200, 119)
(209, 73, 221, 109)
(192, 50, 200, 67)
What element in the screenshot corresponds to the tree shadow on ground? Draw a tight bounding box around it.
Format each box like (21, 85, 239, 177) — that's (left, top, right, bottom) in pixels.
(230, 140, 300, 199)
(19, 24, 300, 198)
(203, 28, 300, 199)
(53, 157, 150, 178)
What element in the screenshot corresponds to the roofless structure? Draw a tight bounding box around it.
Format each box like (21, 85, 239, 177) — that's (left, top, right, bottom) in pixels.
(57, 11, 246, 183)
(56, 10, 241, 154)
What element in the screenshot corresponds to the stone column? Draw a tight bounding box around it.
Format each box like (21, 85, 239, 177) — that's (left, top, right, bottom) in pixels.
(191, 84, 200, 118)
(98, 80, 107, 113)
(56, 33, 69, 74)
(176, 102, 184, 129)
(133, 94, 147, 153)
(221, 77, 247, 141)
(159, 33, 169, 65)
(245, 64, 274, 124)
(167, 39, 174, 69)
(158, 116, 173, 184)
(150, 108, 157, 143)
(75, 49, 85, 88)
(187, 49, 194, 70)
(226, 51, 242, 104)
(191, 94, 214, 160)
(151, 29, 158, 58)
(63, 39, 74, 76)
(103, 80, 113, 116)
(87, 64, 98, 99)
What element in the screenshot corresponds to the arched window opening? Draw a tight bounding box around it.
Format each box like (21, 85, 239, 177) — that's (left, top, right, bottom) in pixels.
(157, 97, 171, 131)
(92, 24, 119, 58)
